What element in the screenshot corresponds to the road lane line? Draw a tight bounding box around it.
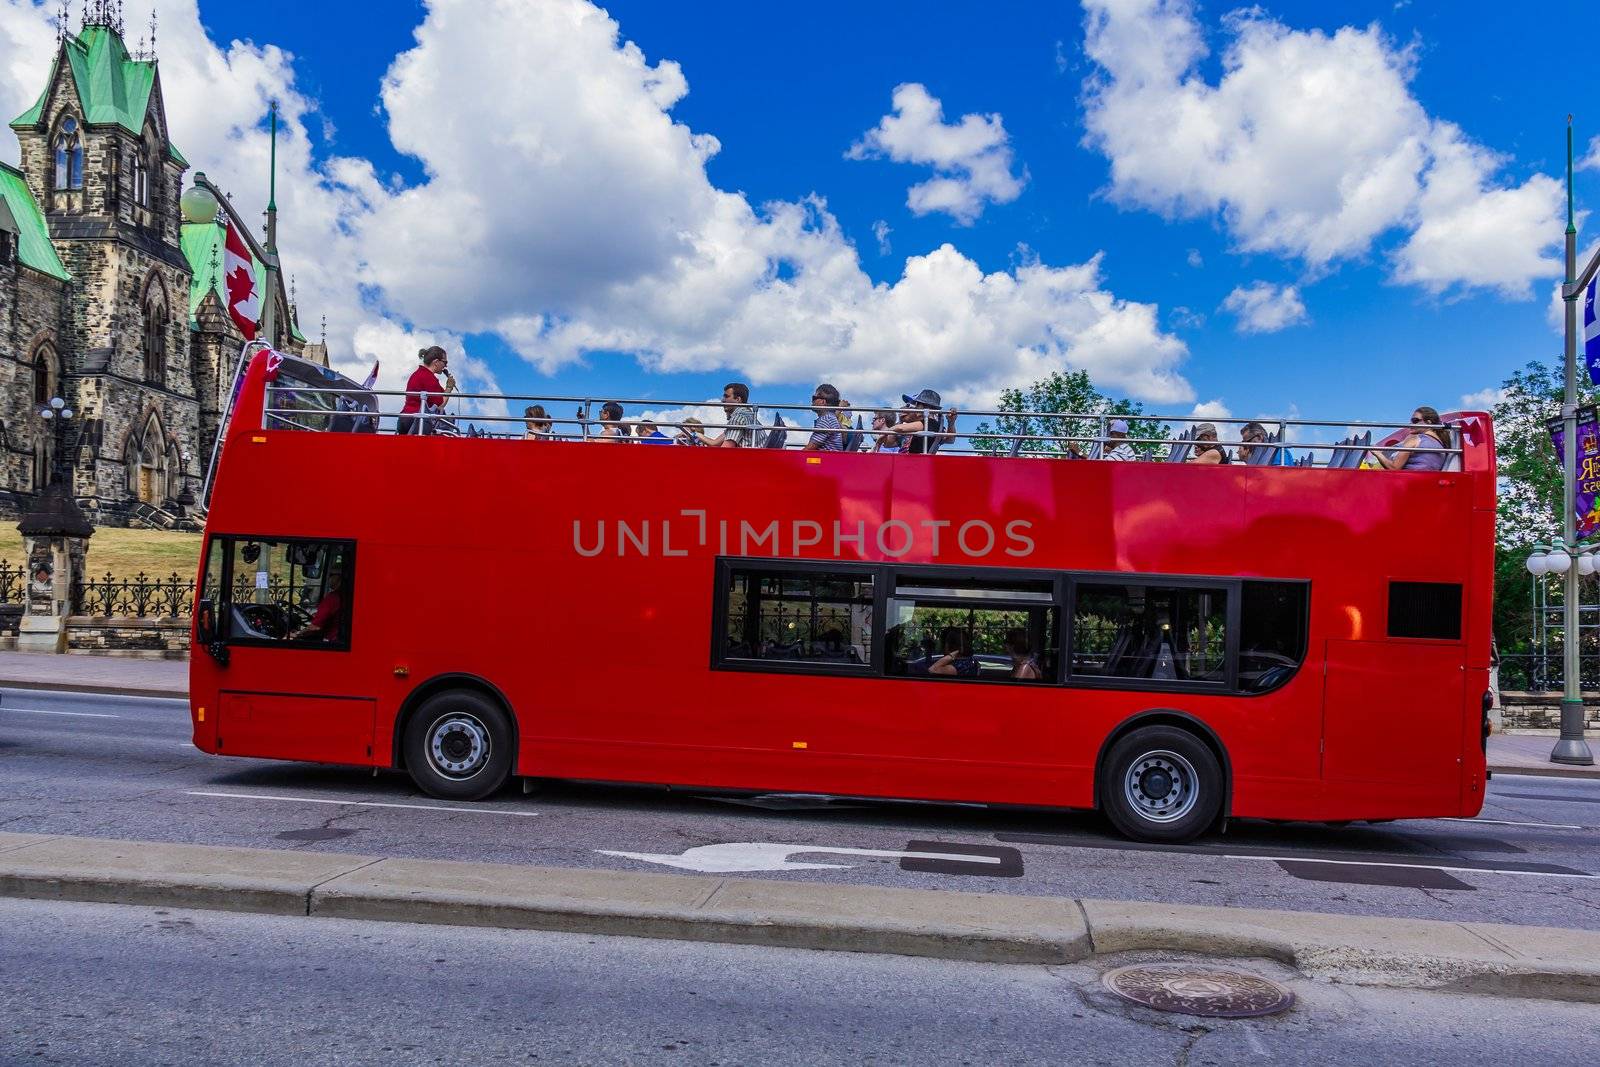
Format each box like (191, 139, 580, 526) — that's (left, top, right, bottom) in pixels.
(1439, 816, 1585, 830)
(0, 708, 120, 719)
(184, 790, 540, 817)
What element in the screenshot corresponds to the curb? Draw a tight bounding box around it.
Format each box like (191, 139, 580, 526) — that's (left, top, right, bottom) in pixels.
(1488, 763, 1600, 780)
(0, 678, 187, 700)
(0, 831, 1596, 1002)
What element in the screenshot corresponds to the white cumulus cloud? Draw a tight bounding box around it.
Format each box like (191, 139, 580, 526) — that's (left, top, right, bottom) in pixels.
(1080, 0, 1562, 299)
(1221, 282, 1308, 334)
(847, 82, 1026, 225)
(0, 0, 1194, 411)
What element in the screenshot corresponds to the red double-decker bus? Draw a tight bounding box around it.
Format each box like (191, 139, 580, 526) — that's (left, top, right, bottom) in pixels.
(188, 349, 1495, 843)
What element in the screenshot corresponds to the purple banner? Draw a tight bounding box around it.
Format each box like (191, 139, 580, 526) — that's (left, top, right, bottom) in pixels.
(1548, 404, 1600, 538)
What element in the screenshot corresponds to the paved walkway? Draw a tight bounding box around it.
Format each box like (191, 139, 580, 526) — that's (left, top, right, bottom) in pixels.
(0, 649, 187, 697)
(0, 650, 1595, 776)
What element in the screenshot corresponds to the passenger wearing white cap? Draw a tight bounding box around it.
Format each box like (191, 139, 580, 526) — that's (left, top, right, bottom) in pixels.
(1106, 418, 1137, 462)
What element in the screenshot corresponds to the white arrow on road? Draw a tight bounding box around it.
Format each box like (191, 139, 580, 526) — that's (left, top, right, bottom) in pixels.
(597, 842, 1002, 873)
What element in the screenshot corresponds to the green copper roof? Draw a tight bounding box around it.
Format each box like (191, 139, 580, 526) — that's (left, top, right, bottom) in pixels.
(0, 162, 69, 281)
(180, 218, 265, 330)
(11, 25, 185, 163)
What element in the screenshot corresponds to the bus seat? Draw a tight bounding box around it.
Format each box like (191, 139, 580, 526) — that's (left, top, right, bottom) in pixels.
(840, 415, 863, 453)
(763, 415, 789, 450)
(1085, 438, 1104, 460)
(1166, 428, 1195, 464)
(1440, 426, 1462, 472)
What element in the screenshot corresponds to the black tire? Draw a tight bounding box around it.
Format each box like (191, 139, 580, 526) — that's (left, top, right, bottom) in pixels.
(1099, 725, 1223, 844)
(402, 689, 513, 801)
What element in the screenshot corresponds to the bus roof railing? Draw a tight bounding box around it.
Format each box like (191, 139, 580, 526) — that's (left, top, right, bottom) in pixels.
(254, 378, 1474, 466)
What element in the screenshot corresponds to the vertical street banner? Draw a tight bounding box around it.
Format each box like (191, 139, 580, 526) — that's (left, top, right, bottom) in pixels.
(1548, 404, 1600, 536)
(1587, 277, 1600, 386)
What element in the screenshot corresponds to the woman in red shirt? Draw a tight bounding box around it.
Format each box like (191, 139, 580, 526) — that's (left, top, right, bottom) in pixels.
(397, 346, 455, 435)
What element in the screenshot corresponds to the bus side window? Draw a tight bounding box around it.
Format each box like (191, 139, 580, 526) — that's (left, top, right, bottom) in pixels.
(1071, 584, 1227, 683)
(1239, 581, 1309, 692)
(885, 575, 1057, 682)
(722, 566, 874, 667)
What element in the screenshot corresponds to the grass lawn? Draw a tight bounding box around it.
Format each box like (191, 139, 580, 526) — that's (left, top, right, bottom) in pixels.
(72, 527, 203, 579)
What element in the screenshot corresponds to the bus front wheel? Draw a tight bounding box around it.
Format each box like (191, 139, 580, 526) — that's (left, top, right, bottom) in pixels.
(1100, 725, 1223, 844)
(403, 690, 513, 801)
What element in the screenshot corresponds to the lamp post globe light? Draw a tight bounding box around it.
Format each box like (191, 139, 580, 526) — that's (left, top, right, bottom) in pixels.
(37, 395, 74, 487)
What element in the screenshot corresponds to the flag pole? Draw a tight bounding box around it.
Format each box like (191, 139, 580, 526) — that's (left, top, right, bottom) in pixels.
(1555, 115, 1595, 766)
(260, 100, 282, 347)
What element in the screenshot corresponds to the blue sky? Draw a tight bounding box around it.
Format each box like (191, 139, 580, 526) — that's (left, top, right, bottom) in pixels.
(6, 0, 1598, 425)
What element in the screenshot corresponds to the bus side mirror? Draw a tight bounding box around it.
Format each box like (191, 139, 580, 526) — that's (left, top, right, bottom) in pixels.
(197, 599, 229, 667)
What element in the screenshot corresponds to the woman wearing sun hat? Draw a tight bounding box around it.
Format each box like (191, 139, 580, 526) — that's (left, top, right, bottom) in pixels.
(891, 387, 958, 454)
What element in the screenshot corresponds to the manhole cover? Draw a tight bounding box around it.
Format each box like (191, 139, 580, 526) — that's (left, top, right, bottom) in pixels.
(1102, 965, 1294, 1018)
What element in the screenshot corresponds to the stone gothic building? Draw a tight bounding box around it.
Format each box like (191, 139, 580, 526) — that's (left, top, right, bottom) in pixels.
(0, 15, 324, 527)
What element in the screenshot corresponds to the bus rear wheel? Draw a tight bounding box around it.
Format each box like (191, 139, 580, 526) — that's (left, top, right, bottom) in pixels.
(403, 690, 513, 801)
(1100, 725, 1223, 844)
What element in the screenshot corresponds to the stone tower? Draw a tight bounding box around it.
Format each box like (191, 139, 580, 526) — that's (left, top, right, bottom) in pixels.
(8, 8, 197, 520)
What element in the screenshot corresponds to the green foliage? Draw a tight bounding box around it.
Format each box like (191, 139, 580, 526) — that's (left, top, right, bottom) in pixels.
(1488, 359, 1598, 652)
(969, 370, 1169, 459)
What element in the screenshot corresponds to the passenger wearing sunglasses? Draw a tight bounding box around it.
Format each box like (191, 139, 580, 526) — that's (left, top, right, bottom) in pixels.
(805, 383, 846, 451)
(1369, 406, 1447, 471)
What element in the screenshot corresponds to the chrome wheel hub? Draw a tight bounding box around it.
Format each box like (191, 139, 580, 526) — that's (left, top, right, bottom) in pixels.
(1124, 749, 1200, 824)
(429, 713, 491, 779)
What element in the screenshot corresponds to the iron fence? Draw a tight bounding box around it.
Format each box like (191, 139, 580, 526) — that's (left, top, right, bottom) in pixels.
(70, 571, 196, 619)
(1496, 652, 1600, 693)
(0, 560, 23, 605)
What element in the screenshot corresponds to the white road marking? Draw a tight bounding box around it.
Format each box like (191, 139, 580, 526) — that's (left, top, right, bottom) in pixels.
(599, 842, 1002, 873)
(1241, 854, 1599, 881)
(184, 790, 540, 817)
(1439, 816, 1584, 830)
(0, 707, 119, 719)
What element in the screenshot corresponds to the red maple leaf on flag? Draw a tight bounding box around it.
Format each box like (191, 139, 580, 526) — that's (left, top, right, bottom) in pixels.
(225, 264, 255, 308)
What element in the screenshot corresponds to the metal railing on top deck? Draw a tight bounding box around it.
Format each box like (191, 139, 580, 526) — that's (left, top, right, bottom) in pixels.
(258, 383, 1472, 468)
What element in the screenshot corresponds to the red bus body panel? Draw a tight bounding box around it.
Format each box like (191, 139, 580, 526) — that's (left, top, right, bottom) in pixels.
(191, 357, 1493, 823)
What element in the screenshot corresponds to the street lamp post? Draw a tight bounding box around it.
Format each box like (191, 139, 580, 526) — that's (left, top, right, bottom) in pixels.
(1552, 119, 1597, 765)
(37, 395, 74, 488)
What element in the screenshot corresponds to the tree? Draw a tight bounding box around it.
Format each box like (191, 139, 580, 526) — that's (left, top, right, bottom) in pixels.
(969, 370, 1169, 459)
(1487, 359, 1599, 655)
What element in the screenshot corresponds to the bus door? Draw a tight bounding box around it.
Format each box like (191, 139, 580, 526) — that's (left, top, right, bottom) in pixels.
(1321, 638, 1464, 808)
(195, 535, 378, 765)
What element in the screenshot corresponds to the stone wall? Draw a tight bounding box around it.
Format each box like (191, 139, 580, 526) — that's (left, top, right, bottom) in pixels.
(65, 614, 189, 657)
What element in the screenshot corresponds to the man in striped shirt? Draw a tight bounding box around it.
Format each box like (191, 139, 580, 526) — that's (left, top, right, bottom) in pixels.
(702, 381, 759, 448)
(806, 383, 845, 451)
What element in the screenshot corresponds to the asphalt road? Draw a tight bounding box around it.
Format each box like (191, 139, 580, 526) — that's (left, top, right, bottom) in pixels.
(2, 686, 1599, 930)
(2, 897, 1597, 1066)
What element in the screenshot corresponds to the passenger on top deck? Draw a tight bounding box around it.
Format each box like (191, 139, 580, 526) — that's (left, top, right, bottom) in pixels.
(870, 410, 903, 453)
(523, 405, 554, 440)
(891, 388, 958, 454)
(1368, 406, 1448, 471)
(1188, 423, 1231, 465)
(1239, 422, 1283, 465)
(805, 383, 846, 451)
(699, 382, 759, 448)
(636, 420, 673, 444)
(1105, 418, 1137, 461)
(592, 401, 628, 442)
(676, 417, 706, 445)
(397, 346, 454, 436)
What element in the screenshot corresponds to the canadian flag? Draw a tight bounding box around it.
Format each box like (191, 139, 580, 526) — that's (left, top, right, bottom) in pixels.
(223, 218, 261, 340)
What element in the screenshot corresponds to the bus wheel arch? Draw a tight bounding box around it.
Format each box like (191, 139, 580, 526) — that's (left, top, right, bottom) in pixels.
(1094, 709, 1231, 842)
(392, 673, 519, 781)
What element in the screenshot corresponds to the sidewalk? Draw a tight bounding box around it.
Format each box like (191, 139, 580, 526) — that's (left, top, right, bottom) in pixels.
(1486, 732, 1600, 779)
(0, 648, 187, 698)
(0, 830, 1595, 1002)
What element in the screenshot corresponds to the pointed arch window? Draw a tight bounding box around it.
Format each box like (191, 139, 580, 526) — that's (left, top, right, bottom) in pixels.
(32, 344, 57, 405)
(132, 145, 149, 206)
(143, 294, 167, 382)
(53, 116, 83, 191)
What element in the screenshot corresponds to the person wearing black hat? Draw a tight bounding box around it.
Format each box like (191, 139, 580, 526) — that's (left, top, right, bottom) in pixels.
(890, 388, 958, 454)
